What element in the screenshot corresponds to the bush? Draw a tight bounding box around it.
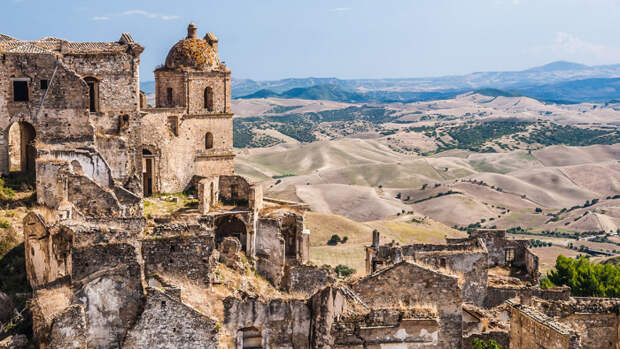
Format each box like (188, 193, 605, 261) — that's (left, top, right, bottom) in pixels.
(334, 264, 356, 278)
(341, 236, 348, 243)
(472, 338, 503, 349)
(535, 207, 543, 213)
(327, 234, 342, 245)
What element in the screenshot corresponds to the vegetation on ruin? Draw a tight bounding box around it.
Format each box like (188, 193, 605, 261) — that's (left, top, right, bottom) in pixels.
(542, 255, 620, 297)
(472, 338, 503, 349)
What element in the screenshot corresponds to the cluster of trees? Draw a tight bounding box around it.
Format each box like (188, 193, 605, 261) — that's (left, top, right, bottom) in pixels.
(524, 123, 618, 147)
(530, 239, 552, 248)
(542, 255, 620, 297)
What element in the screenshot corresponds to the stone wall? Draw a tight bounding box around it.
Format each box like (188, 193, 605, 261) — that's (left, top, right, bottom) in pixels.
(333, 309, 441, 347)
(486, 286, 571, 308)
(223, 295, 311, 348)
(187, 71, 231, 114)
(124, 288, 220, 348)
(281, 265, 336, 297)
(255, 217, 285, 286)
(141, 235, 217, 286)
(508, 301, 581, 349)
(351, 262, 463, 349)
(533, 297, 620, 349)
(417, 250, 488, 307)
(140, 110, 234, 193)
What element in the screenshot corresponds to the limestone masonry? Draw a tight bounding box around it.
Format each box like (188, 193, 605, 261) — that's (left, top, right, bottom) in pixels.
(0, 24, 617, 348)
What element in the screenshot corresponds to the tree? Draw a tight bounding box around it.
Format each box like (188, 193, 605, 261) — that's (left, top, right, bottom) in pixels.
(472, 338, 503, 349)
(547, 255, 620, 297)
(327, 234, 341, 245)
(334, 264, 356, 278)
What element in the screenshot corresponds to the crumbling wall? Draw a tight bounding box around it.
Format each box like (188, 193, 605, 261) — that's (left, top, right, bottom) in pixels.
(351, 262, 463, 349)
(219, 175, 251, 204)
(124, 288, 220, 348)
(533, 297, 620, 349)
(71, 243, 143, 348)
(255, 217, 285, 286)
(142, 235, 216, 286)
(508, 301, 581, 349)
(486, 286, 571, 308)
(281, 265, 336, 298)
(197, 176, 219, 213)
(223, 295, 311, 348)
(24, 212, 71, 289)
(417, 250, 488, 307)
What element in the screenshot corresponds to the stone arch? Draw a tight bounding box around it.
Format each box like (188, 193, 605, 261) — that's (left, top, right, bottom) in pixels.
(205, 132, 214, 150)
(214, 215, 248, 252)
(204, 86, 214, 111)
(83, 77, 100, 112)
(8, 121, 36, 178)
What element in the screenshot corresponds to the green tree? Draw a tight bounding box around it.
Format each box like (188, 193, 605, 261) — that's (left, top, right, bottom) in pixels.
(327, 234, 341, 245)
(547, 255, 620, 297)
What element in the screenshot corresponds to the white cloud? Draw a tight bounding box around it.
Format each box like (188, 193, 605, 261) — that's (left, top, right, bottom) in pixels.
(529, 32, 620, 65)
(92, 16, 110, 21)
(330, 7, 351, 12)
(121, 10, 180, 20)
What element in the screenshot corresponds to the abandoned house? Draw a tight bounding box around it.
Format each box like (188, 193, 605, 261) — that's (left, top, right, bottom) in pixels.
(1, 24, 618, 348)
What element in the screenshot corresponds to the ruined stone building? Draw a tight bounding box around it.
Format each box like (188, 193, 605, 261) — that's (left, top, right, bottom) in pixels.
(1, 24, 618, 349)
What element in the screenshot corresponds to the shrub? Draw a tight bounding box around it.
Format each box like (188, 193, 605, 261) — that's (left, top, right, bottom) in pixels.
(341, 236, 348, 243)
(535, 207, 543, 213)
(334, 264, 356, 278)
(472, 338, 503, 349)
(327, 234, 342, 245)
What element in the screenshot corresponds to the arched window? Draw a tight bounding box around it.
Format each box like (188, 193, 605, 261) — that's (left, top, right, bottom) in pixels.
(166, 87, 173, 106)
(205, 132, 214, 149)
(204, 87, 214, 111)
(84, 77, 99, 112)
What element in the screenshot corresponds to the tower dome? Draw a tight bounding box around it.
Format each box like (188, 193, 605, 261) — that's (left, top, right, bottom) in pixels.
(164, 23, 219, 70)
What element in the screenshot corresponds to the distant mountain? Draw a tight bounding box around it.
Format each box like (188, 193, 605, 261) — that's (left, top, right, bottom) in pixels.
(239, 84, 365, 103)
(520, 77, 620, 103)
(523, 61, 589, 73)
(230, 61, 620, 98)
(140, 61, 620, 104)
(239, 77, 620, 104)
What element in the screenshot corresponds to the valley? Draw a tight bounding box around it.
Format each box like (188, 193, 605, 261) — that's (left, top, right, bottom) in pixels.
(233, 93, 620, 273)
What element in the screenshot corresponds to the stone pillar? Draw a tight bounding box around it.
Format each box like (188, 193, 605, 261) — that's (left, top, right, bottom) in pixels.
(372, 229, 380, 248)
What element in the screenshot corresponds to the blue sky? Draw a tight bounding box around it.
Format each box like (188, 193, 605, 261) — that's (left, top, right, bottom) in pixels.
(3, 0, 620, 81)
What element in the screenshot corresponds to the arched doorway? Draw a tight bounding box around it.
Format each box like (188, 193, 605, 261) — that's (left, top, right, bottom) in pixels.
(8, 121, 36, 178)
(141, 149, 156, 197)
(214, 215, 247, 251)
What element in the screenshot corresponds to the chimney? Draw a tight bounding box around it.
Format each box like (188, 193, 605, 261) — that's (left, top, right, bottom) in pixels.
(187, 23, 197, 39)
(372, 229, 380, 249)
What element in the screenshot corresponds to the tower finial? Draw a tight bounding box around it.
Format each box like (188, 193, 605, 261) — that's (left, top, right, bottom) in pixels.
(187, 23, 197, 39)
